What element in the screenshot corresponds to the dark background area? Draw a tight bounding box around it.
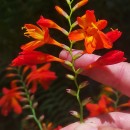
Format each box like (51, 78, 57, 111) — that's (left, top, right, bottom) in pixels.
(0, 0, 130, 129)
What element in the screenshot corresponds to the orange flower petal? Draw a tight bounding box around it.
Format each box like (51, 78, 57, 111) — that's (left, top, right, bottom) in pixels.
(21, 40, 45, 51)
(86, 103, 100, 117)
(96, 31, 112, 49)
(77, 15, 87, 29)
(84, 36, 96, 53)
(27, 66, 57, 91)
(30, 81, 37, 93)
(106, 29, 122, 43)
(12, 98, 22, 114)
(37, 63, 51, 72)
(69, 29, 85, 41)
(96, 20, 107, 30)
(85, 10, 96, 26)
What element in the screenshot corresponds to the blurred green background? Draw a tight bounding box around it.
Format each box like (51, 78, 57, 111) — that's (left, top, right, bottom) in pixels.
(0, 0, 130, 129)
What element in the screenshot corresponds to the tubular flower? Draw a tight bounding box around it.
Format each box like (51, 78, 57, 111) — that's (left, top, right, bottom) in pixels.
(26, 63, 57, 93)
(21, 22, 63, 51)
(69, 10, 122, 53)
(11, 51, 64, 66)
(0, 82, 23, 116)
(55, 6, 69, 19)
(86, 95, 115, 117)
(37, 16, 68, 35)
(87, 50, 126, 68)
(73, 0, 88, 11)
(37, 16, 63, 31)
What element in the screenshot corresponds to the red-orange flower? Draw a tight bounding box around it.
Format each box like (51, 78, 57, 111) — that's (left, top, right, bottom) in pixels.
(26, 63, 57, 93)
(37, 16, 62, 31)
(37, 16, 68, 35)
(86, 95, 114, 117)
(69, 10, 122, 53)
(73, 0, 88, 11)
(87, 50, 126, 68)
(0, 82, 23, 116)
(21, 18, 63, 51)
(11, 51, 64, 66)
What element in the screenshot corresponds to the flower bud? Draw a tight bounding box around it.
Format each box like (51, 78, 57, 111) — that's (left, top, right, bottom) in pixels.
(19, 92, 26, 96)
(24, 115, 34, 120)
(103, 86, 115, 93)
(21, 98, 29, 103)
(6, 73, 18, 78)
(72, 0, 88, 11)
(79, 81, 89, 89)
(39, 115, 45, 122)
(30, 95, 35, 101)
(73, 52, 83, 60)
(6, 66, 14, 70)
(66, 89, 76, 96)
(70, 111, 80, 118)
(33, 102, 38, 108)
(82, 97, 91, 106)
(66, 74, 75, 80)
(65, 61, 73, 67)
(55, 6, 69, 19)
(76, 68, 83, 74)
(23, 105, 30, 109)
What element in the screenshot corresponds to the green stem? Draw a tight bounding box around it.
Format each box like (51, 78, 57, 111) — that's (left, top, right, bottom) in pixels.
(66, 0, 84, 123)
(16, 68, 43, 130)
(114, 92, 120, 109)
(67, 0, 74, 33)
(74, 73, 84, 122)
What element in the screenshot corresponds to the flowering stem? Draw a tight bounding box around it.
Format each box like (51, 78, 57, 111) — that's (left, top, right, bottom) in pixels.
(114, 91, 120, 109)
(67, 0, 75, 33)
(16, 68, 43, 130)
(66, 0, 84, 123)
(74, 72, 84, 122)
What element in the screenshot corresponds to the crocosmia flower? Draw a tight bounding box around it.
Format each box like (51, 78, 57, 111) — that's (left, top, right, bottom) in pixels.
(87, 50, 126, 68)
(86, 95, 114, 117)
(69, 10, 122, 53)
(26, 63, 57, 93)
(0, 82, 23, 116)
(73, 0, 88, 11)
(21, 21, 63, 51)
(37, 16, 62, 31)
(37, 16, 68, 35)
(11, 51, 64, 66)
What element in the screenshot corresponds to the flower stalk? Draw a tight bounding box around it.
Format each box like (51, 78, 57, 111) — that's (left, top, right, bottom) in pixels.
(66, 0, 84, 123)
(16, 68, 43, 130)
